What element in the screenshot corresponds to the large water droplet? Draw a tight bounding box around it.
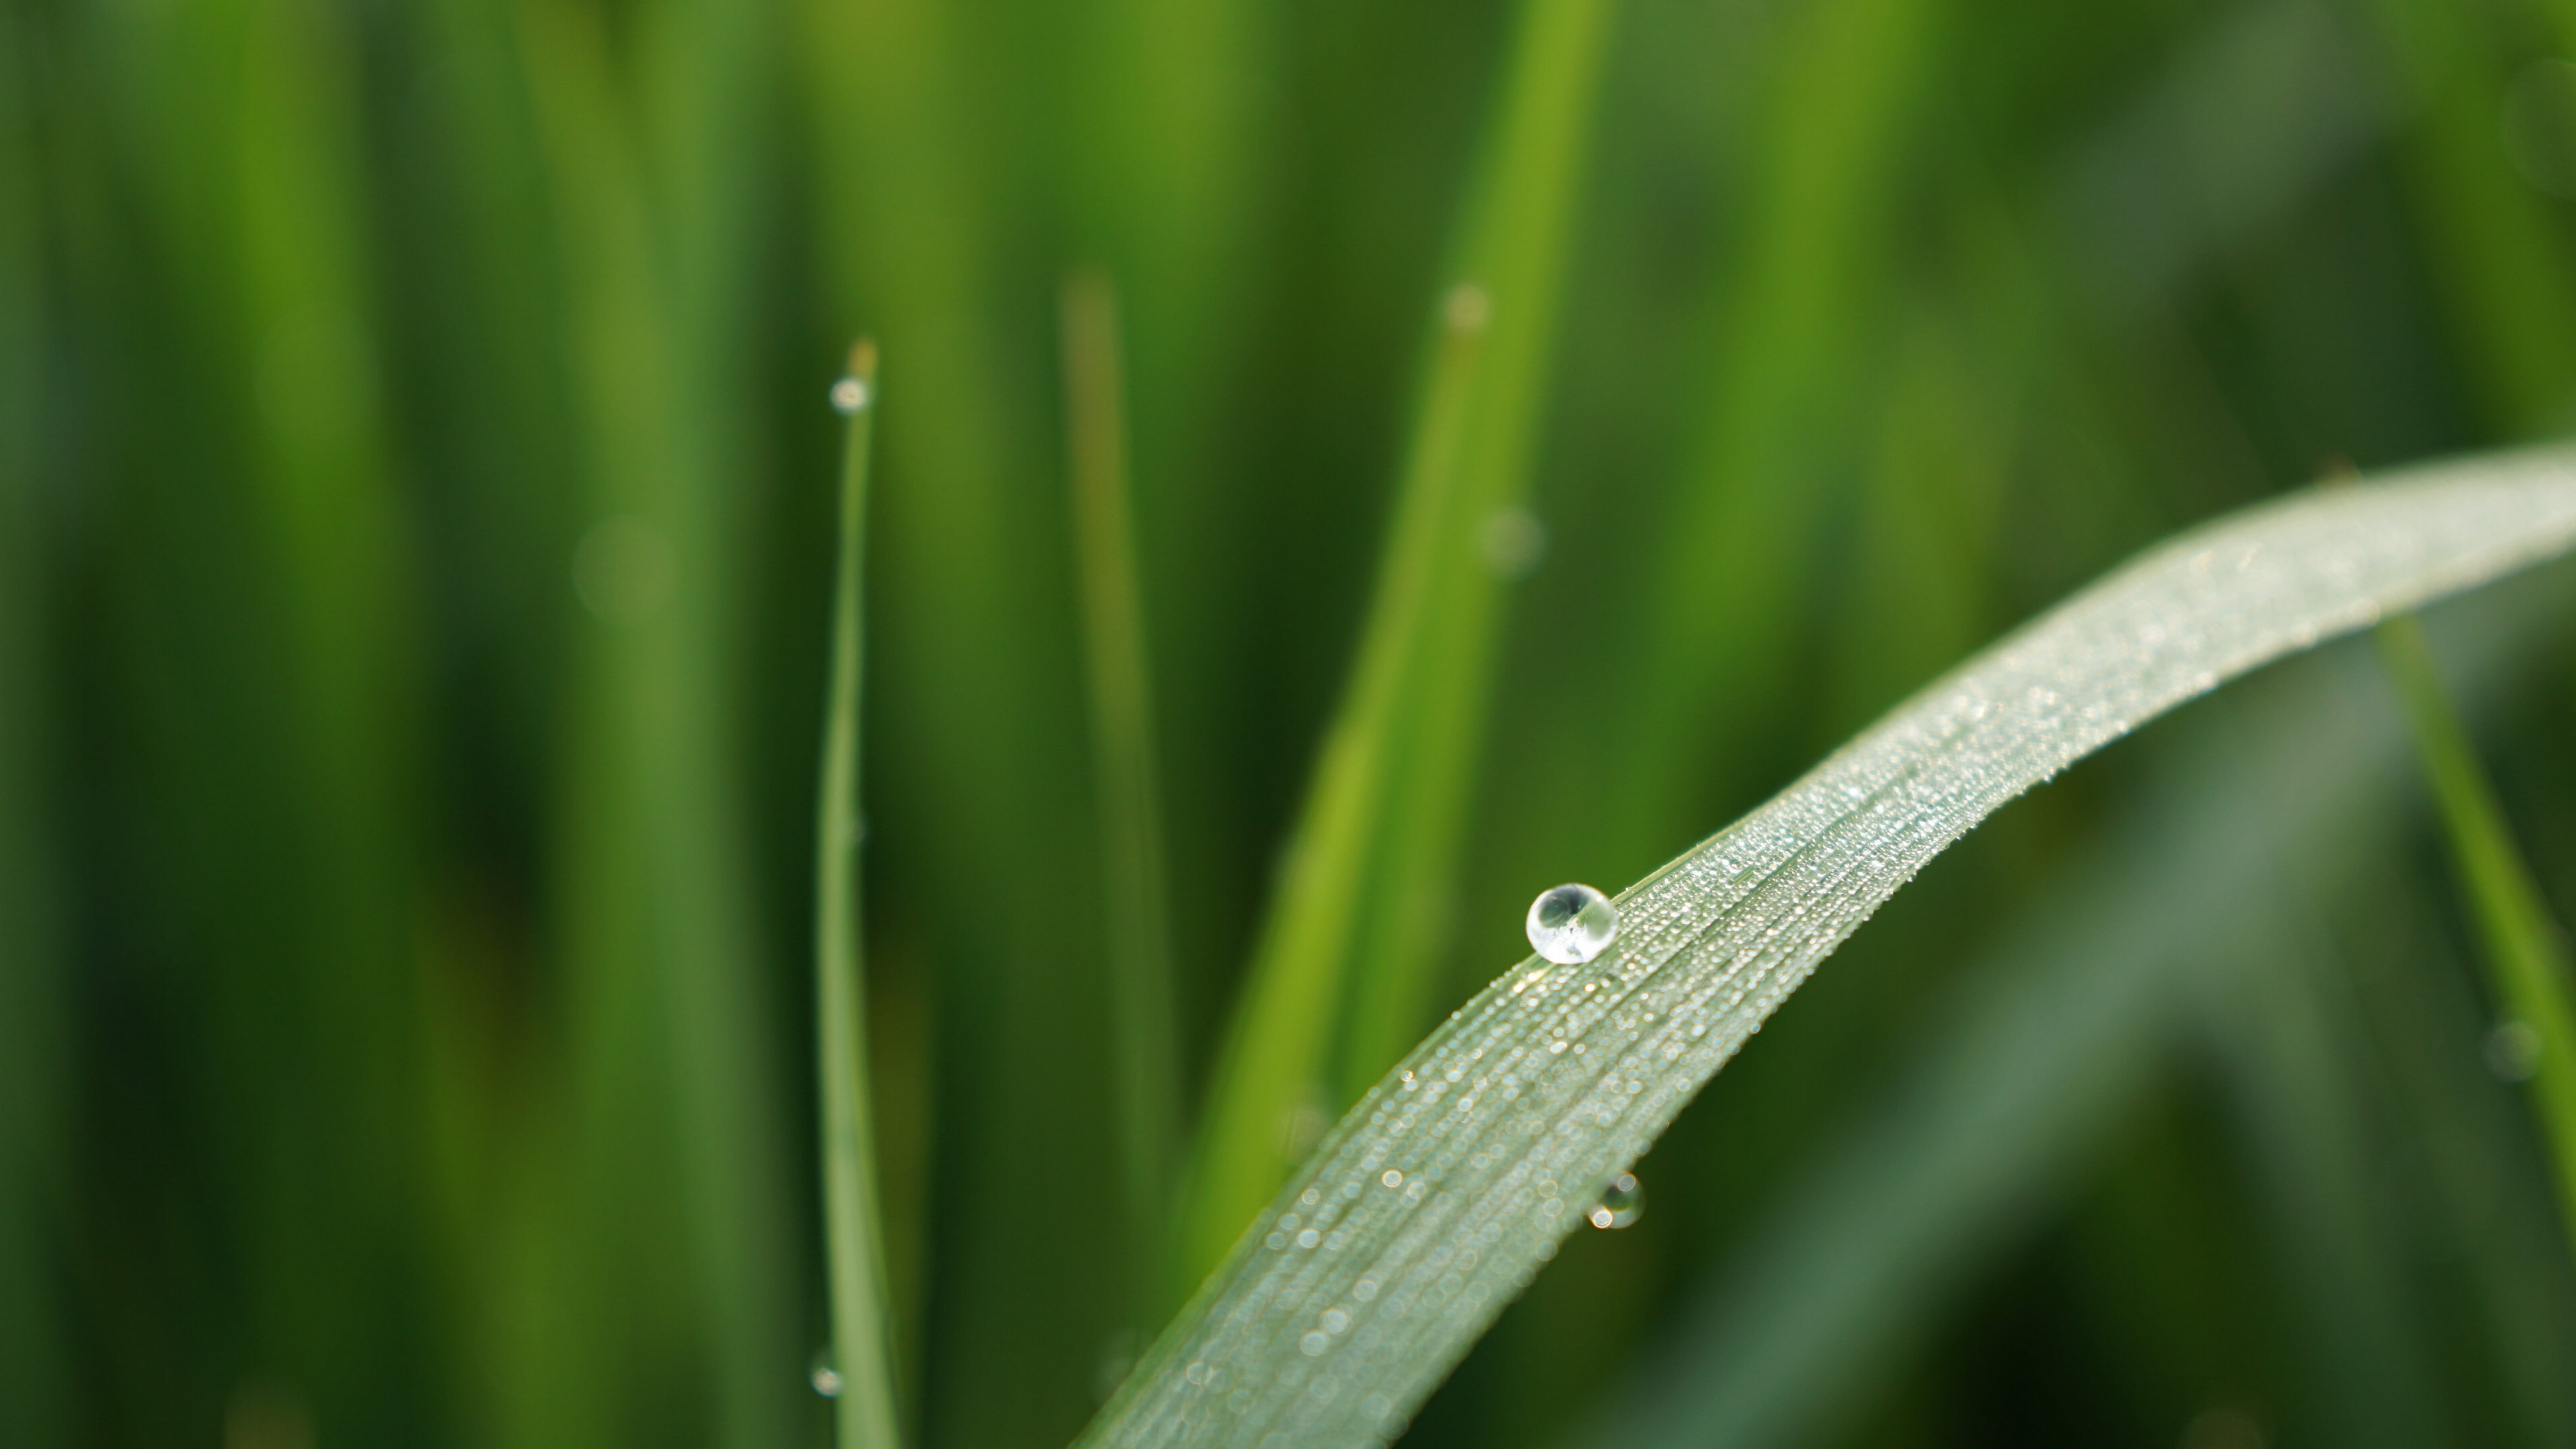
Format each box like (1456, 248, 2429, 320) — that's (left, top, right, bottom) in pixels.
(1526, 883, 1617, 964)
(830, 376, 871, 414)
(1588, 1171, 1642, 1230)
(809, 1348, 843, 1397)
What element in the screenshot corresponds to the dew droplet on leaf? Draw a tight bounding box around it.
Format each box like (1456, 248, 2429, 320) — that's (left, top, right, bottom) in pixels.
(1587, 1171, 1642, 1230)
(1526, 883, 1617, 964)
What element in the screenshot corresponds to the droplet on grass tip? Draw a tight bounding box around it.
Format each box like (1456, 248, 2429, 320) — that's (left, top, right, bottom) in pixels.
(829, 376, 871, 414)
(809, 1348, 842, 1397)
(1588, 1171, 1642, 1230)
(1526, 883, 1617, 964)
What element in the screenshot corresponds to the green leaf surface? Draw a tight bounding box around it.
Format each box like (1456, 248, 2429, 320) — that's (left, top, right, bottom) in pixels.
(1085, 449, 2576, 1449)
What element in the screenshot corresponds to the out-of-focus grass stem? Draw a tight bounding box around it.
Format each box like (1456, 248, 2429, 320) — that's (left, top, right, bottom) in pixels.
(1061, 271, 1185, 1316)
(1175, 0, 1619, 1299)
(817, 340, 902, 1449)
(518, 2, 798, 1442)
(1175, 288, 1489, 1295)
(2376, 615, 2576, 1247)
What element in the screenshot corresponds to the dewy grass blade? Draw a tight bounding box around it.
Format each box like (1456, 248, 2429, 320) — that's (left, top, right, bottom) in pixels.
(1177, 0, 1619, 1296)
(817, 341, 902, 1449)
(1084, 449, 2576, 1449)
(1061, 271, 1185, 1319)
(1576, 604, 2517, 1449)
(2376, 614, 2576, 1245)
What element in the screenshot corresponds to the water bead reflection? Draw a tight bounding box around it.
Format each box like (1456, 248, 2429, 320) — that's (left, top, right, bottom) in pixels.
(1525, 883, 1618, 964)
(829, 376, 871, 415)
(1587, 1171, 1642, 1230)
(809, 1348, 842, 1397)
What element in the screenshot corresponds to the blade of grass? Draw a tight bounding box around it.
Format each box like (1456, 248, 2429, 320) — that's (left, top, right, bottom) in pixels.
(818, 340, 902, 1449)
(1084, 449, 2576, 1449)
(517, 3, 799, 1444)
(1570, 629, 2453, 1449)
(2375, 614, 2576, 1244)
(1177, 282, 1490, 1293)
(1062, 270, 1185, 1320)
(2327, 842, 2576, 1442)
(800, 0, 1129, 1434)
(1607, 0, 1942, 859)
(1336, 0, 1625, 1102)
(1177, 0, 1621, 1297)
(2354, 0, 2576, 435)
(2192, 918, 2447, 1447)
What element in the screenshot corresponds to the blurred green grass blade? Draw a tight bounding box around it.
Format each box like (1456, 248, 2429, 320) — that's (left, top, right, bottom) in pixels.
(1085, 451, 2576, 1449)
(2376, 614, 2576, 1242)
(518, 3, 799, 1444)
(2194, 921, 2447, 1447)
(2329, 840, 2576, 1442)
(1336, 0, 1624, 1103)
(799, 0, 1126, 1436)
(818, 341, 902, 1449)
(1611, 0, 1941, 853)
(2355, 0, 2576, 434)
(1177, 285, 1489, 1294)
(1061, 272, 1186, 1314)
(1179, 0, 1620, 1295)
(0, 14, 64, 1442)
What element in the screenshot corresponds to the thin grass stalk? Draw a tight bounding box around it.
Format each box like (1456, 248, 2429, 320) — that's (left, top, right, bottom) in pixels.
(2376, 614, 2576, 1245)
(1061, 271, 1186, 1318)
(818, 340, 903, 1449)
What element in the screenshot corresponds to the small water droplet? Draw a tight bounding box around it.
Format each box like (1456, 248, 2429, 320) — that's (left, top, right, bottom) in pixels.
(1587, 1171, 1642, 1230)
(2486, 1019, 2542, 1081)
(809, 1348, 843, 1397)
(830, 376, 871, 414)
(1526, 883, 1617, 964)
(1299, 1330, 1330, 1357)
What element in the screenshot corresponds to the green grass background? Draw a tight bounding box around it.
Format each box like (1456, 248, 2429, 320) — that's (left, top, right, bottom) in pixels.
(9, 0, 2576, 1444)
